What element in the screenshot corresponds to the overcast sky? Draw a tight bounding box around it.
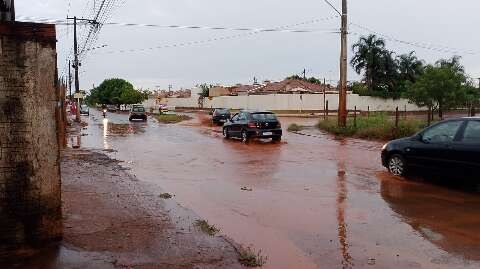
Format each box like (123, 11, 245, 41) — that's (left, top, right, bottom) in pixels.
(16, 0, 480, 91)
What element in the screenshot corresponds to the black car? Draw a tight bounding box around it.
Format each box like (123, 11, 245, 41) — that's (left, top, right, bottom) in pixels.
(223, 110, 282, 143)
(381, 117, 480, 177)
(129, 105, 147, 121)
(212, 108, 231, 125)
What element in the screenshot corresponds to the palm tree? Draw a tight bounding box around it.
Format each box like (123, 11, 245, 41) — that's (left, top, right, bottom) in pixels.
(351, 34, 388, 90)
(397, 52, 424, 83)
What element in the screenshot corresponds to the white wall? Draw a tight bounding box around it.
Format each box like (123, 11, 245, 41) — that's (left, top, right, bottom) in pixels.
(144, 93, 425, 112)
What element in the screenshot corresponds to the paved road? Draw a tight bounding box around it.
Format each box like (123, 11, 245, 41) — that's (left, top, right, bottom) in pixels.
(78, 110, 480, 269)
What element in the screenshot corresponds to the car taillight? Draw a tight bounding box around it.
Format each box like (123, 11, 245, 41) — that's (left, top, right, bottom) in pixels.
(276, 122, 282, 128)
(248, 122, 257, 128)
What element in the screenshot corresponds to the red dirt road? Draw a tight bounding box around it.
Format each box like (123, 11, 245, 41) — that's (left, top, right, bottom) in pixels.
(78, 110, 480, 269)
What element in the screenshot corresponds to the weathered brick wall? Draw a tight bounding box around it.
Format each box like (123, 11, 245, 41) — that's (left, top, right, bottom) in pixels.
(0, 22, 62, 258)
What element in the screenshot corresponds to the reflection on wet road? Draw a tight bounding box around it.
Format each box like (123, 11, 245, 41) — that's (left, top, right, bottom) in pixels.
(80, 110, 480, 269)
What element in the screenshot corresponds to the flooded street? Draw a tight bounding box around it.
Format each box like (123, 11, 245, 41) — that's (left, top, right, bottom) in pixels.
(80, 110, 480, 269)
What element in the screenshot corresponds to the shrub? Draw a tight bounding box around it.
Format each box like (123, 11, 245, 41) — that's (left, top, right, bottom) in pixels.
(287, 123, 304, 132)
(317, 113, 425, 141)
(154, 114, 192, 124)
(238, 247, 267, 267)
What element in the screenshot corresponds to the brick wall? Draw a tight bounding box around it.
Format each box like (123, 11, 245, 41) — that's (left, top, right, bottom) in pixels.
(0, 22, 62, 258)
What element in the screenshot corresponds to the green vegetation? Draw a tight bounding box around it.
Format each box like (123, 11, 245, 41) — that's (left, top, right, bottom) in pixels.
(198, 83, 213, 98)
(159, 193, 173, 199)
(404, 56, 478, 118)
(194, 219, 220, 236)
(351, 35, 424, 99)
(317, 114, 426, 141)
(238, 246, 268, 267)
(154, 114, 192, 124)
(86, 78, 149, 106)
(287, 123, 304, 132)
(287, 74, 324, 85)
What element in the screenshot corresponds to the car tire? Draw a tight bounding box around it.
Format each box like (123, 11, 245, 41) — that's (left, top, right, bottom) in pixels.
(241, 130, 249, 144)
(272, 136, 281, 142)
(129, 117, 133, 122)
(223, 128, 230, 139)
(388, 154, 406, 176)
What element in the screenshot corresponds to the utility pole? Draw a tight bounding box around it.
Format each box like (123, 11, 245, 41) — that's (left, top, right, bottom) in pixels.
(303, 69, 307, 80)
(73, 16, 81, 122)
(66, 16, 97, 122)
(68, 60, 72, 101)
(0, 0, 15, 21)
(323, 78, 327, 117)
(338, 0, 348, 127)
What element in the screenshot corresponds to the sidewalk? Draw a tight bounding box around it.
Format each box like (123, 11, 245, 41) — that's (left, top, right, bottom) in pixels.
(7, 121, 245, 269)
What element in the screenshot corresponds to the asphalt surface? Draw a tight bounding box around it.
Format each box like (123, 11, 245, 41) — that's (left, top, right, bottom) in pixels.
(78, 109, 480, 269)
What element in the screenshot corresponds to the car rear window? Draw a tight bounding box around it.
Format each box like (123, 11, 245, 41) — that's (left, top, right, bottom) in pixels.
(215, 109, 229, 114)
(133, 107, 145, 112)
(252, 113, 277, 121)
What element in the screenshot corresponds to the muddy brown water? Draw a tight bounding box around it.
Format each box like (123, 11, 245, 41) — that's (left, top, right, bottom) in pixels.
(78, 110, 480, 269)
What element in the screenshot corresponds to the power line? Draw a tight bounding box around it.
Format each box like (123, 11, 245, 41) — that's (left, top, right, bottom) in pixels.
(349, 22, 478, 56)
(95, 16, 340, 55)
(323, 0, 341, 16)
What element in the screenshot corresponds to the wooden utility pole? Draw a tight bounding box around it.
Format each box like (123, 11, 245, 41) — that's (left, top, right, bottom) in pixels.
(323, 78, 327, 119)
(338, 0, 348, 127)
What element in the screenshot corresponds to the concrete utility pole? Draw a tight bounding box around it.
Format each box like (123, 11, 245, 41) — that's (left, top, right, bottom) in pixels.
(338, 0, 348, 127)
(68, 60, 72, 100)
(0, 0, 15, 21)
(73, 16, 81, 122)
(66, 16, 97, 122)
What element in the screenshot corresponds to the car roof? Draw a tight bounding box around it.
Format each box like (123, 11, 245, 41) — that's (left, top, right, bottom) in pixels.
(240, 109, 273, 114)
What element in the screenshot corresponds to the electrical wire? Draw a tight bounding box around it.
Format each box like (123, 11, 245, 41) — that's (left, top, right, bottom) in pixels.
(349, 22, 478, 56)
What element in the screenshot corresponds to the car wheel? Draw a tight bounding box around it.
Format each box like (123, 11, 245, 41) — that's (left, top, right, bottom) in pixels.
(241, 130, 249, 143)
(272, 136, 281, 142)
(223, 128, 230, 139)
(128, 117, 133, 122)
(388, 154, 406, 176)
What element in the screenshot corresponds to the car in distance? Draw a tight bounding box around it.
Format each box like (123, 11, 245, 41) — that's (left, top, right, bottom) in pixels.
(80, 105, 89, 116)
(381, 117, 480, 177)
(223, 110, 282, 143)
(129, 105, 147, 121)
(212, 108, 231, 125)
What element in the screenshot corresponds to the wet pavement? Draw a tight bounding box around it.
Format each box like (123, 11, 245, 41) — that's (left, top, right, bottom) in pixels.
(79, 109, 480, 269)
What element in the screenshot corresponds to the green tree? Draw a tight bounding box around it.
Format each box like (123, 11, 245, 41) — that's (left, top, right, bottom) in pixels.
(404, 57, 471, 118)
(351, 34, 390, 91)
(198, 83, 212, 98)
(87, 78, 148, 106)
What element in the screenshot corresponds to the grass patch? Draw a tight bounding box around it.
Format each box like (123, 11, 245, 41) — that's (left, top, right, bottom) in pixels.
(287, 123, 305, 132)
(159, 193, 173, 199)
(238, 246, 268, 267)
(194, 219, 220, 236)
(317, 113, 426, 141)
(155, 114, 192, 124)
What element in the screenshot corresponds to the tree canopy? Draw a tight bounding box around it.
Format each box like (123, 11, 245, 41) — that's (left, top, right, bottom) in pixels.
(351, 34, 424, 98)
(86, 78, 149, 106)
(404, 56, 475, 118)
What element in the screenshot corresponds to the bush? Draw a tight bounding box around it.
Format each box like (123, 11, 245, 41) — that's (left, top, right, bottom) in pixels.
(317, 113, 426, 141)
(154, 114, 192, 124)
(287, 123, 304, 132)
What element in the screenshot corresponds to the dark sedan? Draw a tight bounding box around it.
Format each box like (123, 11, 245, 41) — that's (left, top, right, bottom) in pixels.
(381, 117, 480, 177)
(212, 108, 231, 125)
(223, 110, 282, 143)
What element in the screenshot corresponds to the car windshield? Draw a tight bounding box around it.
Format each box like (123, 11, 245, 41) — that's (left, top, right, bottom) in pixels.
(252, 113, 277, 121)
(133, 107, 145, 112)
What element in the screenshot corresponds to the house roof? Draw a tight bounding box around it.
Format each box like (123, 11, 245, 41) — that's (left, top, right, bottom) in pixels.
(258, 79, 329, 93)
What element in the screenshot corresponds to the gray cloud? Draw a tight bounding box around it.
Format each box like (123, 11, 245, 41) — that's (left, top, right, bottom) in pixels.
(16, 0, 480, 90)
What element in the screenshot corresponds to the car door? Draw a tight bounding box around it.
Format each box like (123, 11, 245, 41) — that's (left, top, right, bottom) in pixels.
(405, 120, 464, 171)
(448, 120, 480, 175)
(236, 113, 248, 134)
(228, 113, 240, 137)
